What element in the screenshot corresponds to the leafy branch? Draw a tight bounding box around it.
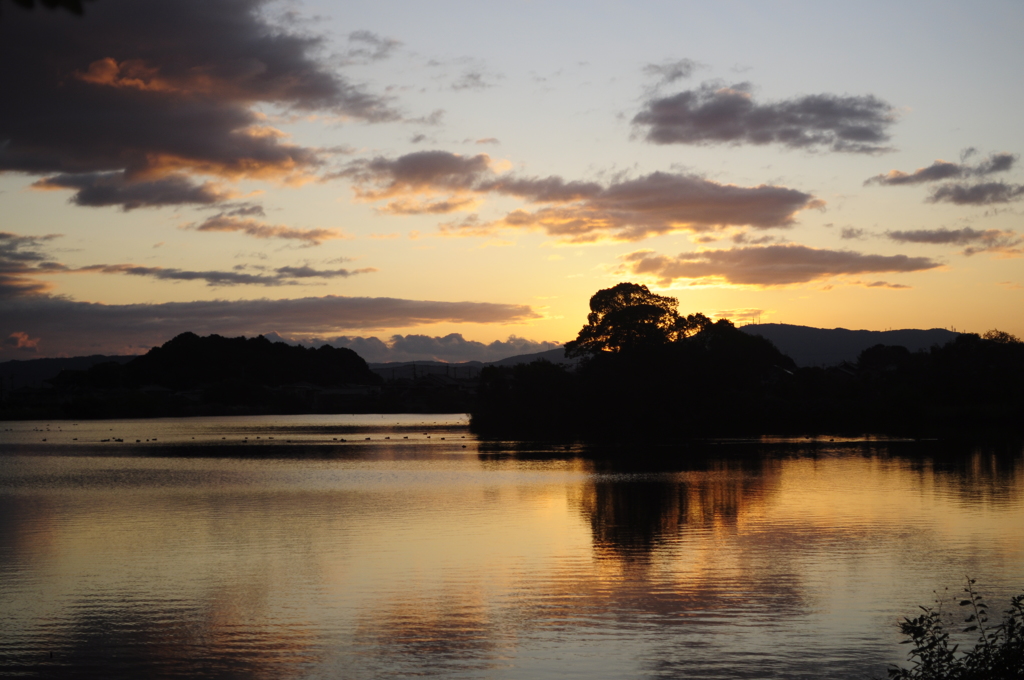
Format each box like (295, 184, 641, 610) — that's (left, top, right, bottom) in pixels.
(888, 578, 1024, 680)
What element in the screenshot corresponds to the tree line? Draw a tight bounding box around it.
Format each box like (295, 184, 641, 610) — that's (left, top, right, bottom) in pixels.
(471, 282, 1024, 440)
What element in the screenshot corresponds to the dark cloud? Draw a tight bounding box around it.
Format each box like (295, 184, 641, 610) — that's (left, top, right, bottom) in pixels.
(478, 175, 603, 203)
(0, 231, 61, 298)
(338, 151, 823, 243)
(32, 172, 231, 210)
(0, 276, 51, 299)
(0, 0, 397, 202)
(864, 160, 962, 186)
(642, 59, 700, 86)
(840, 227, 868, 240)
(190, 214, 346, 245)
(632, 82, 895, 153)
(927, 182, 1024, 205)
(0, 295, 542, 357)
(865, 152, 1017, 186)
(342, 30, 401, 64)
(268, 332, 561, 363)
(886, 227, 1022, 255)
(73, 263, 376, 287)
(335, 151, 492, 199)
(472, 172, 823, 242)
(975, 152, 1017, 175)
(620, 244, 940, 286)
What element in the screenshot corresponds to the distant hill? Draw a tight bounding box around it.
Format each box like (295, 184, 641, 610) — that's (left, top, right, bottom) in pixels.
(367, 347, 577, 381)
(2, 333, 384, 420)
(739, 323, 960, 367)
(0, 324, 968, 390)
(2, 343, 571, 393)
(368, 360, 485, 381)
(0, 355, 135, 390)
(487, 347, 577, 367)
(111, 332, 380, 389)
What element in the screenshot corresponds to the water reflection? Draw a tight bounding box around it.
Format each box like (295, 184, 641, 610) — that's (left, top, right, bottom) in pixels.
(1, 419, 1022, 679)
(10, 596, 322, 680)
(573, 462, 778, 564)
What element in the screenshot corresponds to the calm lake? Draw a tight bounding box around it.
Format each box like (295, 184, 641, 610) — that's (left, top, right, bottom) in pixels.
(1, 415, 1022, 679)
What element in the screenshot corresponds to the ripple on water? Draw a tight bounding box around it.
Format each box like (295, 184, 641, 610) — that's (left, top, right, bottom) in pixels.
(1, 418, 1022, 679)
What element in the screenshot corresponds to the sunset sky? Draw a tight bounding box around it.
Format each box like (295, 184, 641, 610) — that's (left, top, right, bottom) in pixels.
(2, 0, 1022, 361)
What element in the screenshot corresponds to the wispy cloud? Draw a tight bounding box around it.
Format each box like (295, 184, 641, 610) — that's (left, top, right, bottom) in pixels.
(2, 231, 372, 299)
(886, 227, 1022, 256)
(642, 58, 701, 87)
(0, 231, 62, 299)
(0, 294, 543, 357)
(342, 30, 401, 64)
(863, 280, 910, 289)
(451, 70, 495, 91)
(927, 182, 1024, 206)
(865, 152, 1016, 185)
(189, 215, 347, 246)
(865, 153, 1023, 206)
(71, 263, 376, 287)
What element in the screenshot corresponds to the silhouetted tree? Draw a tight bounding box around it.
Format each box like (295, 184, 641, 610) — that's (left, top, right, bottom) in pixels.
(857, 344, 914, 373)
(983, 329, 1022, 345)
(475, 284, 799, 441)
(564, 282, 709, 358)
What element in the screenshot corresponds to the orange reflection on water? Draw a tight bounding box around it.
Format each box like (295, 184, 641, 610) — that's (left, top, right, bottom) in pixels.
(2, 438, 1022, 679)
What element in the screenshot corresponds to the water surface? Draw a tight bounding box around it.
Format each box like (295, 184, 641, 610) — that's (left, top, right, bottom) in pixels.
(2, 415, 1022, 679)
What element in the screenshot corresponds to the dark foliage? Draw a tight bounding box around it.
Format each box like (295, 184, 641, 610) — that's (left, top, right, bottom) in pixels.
(51, 332, 381, 391)
(128, 332, 379, 390)
(889, 579, 1024, 680)
(474, 316, 796, 440)
(9, 333, 382, 419)
(472, 283, 1024, 441)
(472, 359, 578, 437)
(565, 282, 709, 357)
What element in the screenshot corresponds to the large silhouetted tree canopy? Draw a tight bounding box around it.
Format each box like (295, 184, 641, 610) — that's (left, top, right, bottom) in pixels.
(564, 282, 710, 357)
(474, 285, 1023, 439)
